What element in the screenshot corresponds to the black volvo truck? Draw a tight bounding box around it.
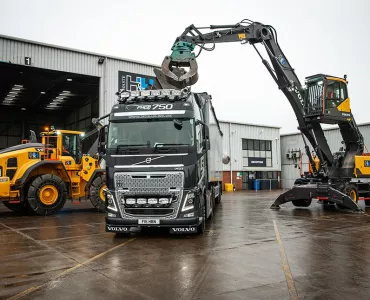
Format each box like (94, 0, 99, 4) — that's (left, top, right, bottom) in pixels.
(97, 88, 227, 234)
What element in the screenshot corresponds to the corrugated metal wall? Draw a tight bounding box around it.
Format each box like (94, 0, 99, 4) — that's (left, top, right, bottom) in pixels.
(0, 35, 157, 116)
(219, 121, 281, 172)
(103, 57, 155, 116)
(281, 123, 370, 188)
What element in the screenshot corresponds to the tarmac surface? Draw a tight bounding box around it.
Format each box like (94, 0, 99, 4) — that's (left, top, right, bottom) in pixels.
(1, 190, 370, 300)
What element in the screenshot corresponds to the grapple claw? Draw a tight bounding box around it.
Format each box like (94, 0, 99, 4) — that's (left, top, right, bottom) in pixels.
(161, 56, 199, 89)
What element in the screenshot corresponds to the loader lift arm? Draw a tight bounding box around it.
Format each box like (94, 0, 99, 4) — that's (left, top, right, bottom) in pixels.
(157, 19, 364, 212)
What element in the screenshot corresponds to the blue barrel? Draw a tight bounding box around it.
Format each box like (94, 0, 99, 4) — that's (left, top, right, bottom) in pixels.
(253, 179, 261, 191)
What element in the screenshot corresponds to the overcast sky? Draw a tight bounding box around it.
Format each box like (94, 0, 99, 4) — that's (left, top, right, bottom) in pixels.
(1, 0, 369, 133)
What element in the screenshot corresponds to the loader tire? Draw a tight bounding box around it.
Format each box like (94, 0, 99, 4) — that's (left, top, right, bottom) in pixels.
(292, 198, 312, 207)
(27, 174, 67, 216)
(3, 201, 28, 213)
(89, 174, 106, 212)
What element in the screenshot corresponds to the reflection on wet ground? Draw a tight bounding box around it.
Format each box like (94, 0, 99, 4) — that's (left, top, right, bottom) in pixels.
(1, 191, 370, 299)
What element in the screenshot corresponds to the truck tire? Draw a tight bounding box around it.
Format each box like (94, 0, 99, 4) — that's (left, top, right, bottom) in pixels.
(215, 184, 222, 204)
(89, 174, 106, 212)
(197, 203, 206, 235)
(3, 201, 28, 213)
(27, 174, 67, 216)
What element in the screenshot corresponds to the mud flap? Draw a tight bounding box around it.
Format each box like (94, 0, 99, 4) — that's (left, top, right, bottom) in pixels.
(271, 184, 363, 213)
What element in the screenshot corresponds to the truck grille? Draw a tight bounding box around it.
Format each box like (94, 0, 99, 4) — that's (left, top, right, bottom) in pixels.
(124, 208, 174, 216)
(114, 171, 184, 219)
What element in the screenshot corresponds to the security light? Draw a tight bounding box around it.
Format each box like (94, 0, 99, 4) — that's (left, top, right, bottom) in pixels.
(98, 57, 105, 64)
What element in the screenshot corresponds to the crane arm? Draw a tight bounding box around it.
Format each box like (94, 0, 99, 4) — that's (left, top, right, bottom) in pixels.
(159, 20, 325, 174)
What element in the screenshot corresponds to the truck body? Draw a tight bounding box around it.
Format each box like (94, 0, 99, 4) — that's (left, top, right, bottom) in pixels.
(103, 88, 224, 234)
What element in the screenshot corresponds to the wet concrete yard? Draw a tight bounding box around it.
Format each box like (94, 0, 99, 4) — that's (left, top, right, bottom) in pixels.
(1, 191, 370, 300)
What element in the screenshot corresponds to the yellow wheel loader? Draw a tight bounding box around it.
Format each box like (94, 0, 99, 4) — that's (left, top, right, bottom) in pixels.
(0, 127, 106, 215)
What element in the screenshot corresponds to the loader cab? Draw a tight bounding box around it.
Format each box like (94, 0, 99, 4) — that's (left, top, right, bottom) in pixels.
(304, 74, 351, 124)
(40, 127, 84, 166)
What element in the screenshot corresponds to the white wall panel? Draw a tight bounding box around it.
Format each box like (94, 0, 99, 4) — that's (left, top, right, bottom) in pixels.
(281, 124, 370, 188)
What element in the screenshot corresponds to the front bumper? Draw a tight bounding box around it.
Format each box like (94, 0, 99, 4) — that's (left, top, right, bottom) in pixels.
(106, 216, 201, 233)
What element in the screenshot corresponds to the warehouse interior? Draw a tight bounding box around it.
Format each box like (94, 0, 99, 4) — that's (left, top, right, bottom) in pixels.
(0, 62, 99, 149)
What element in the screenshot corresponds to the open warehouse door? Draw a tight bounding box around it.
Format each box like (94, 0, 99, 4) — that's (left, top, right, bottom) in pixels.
(0, 62, 99, 149)
(0, 62, 107, 215)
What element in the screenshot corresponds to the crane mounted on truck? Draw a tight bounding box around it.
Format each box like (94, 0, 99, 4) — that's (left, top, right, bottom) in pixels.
(154, 18, 370, 212)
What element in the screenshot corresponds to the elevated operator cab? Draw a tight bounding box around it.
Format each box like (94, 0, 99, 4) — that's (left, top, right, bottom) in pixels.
(304, 74, 351, 124)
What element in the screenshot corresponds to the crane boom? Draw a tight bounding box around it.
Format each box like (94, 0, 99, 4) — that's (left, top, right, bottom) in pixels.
(159, 20, 329, 175)
(153, 19, 367, 212)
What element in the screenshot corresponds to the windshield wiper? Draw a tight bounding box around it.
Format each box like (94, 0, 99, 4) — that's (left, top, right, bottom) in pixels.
(154, 143, 188, 153)
(116, 144, 148, 154)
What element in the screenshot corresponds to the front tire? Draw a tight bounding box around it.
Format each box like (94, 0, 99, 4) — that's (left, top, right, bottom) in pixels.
(197, 201, 206, 235)
(215, 184, 222, 204)
(27, 174, 67, 216)
(89, 174, 106, 212)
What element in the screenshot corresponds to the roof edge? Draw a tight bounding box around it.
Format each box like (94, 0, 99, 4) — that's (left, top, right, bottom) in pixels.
(0, 34, 161, 68)
(219, 119, 281, 129)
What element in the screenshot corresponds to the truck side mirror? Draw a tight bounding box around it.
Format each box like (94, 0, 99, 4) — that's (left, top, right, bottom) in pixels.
(203, 139, 210, 151)
(203, 124, 209, 140)
(98, 142, 106, 154)
(98, 125, 107, 155)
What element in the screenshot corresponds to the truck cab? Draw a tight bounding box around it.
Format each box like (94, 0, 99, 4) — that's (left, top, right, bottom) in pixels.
(100, 88, 226, 234)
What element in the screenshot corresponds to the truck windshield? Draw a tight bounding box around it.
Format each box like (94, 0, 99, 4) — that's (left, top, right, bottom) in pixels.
(108, 119, 195, 148)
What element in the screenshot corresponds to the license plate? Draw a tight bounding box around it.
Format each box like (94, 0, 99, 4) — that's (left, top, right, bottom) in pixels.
(138, 219, 160, 225)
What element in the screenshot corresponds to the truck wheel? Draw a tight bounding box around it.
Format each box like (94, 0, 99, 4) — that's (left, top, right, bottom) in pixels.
(27, 174, 67, 216)
(3, 201, 28, 213)
(292, 199, 312, 207)
(89, 174, 106, 212)
(215, 184, 222, 204)
(197, 204, 206, 235)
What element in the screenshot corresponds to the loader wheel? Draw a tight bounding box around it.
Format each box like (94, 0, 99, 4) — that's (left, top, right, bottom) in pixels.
(89, 174, 106, 212)
(3, 201, 28, 213)
(27, 174, 67, 216)
(292, 198, 312, 207)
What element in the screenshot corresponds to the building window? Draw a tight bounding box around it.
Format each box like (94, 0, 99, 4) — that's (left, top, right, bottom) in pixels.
(242, 138, 273, 167)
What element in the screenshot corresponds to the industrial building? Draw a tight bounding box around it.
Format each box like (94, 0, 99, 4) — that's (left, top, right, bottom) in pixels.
(280, 123, 370, 188)
(220, 121, 281, 191)
(0, 34, 158, 149)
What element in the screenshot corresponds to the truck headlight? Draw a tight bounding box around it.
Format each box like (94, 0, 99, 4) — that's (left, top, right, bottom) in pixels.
(106, 191, 118, 212)
(182, 192, 195, 212)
